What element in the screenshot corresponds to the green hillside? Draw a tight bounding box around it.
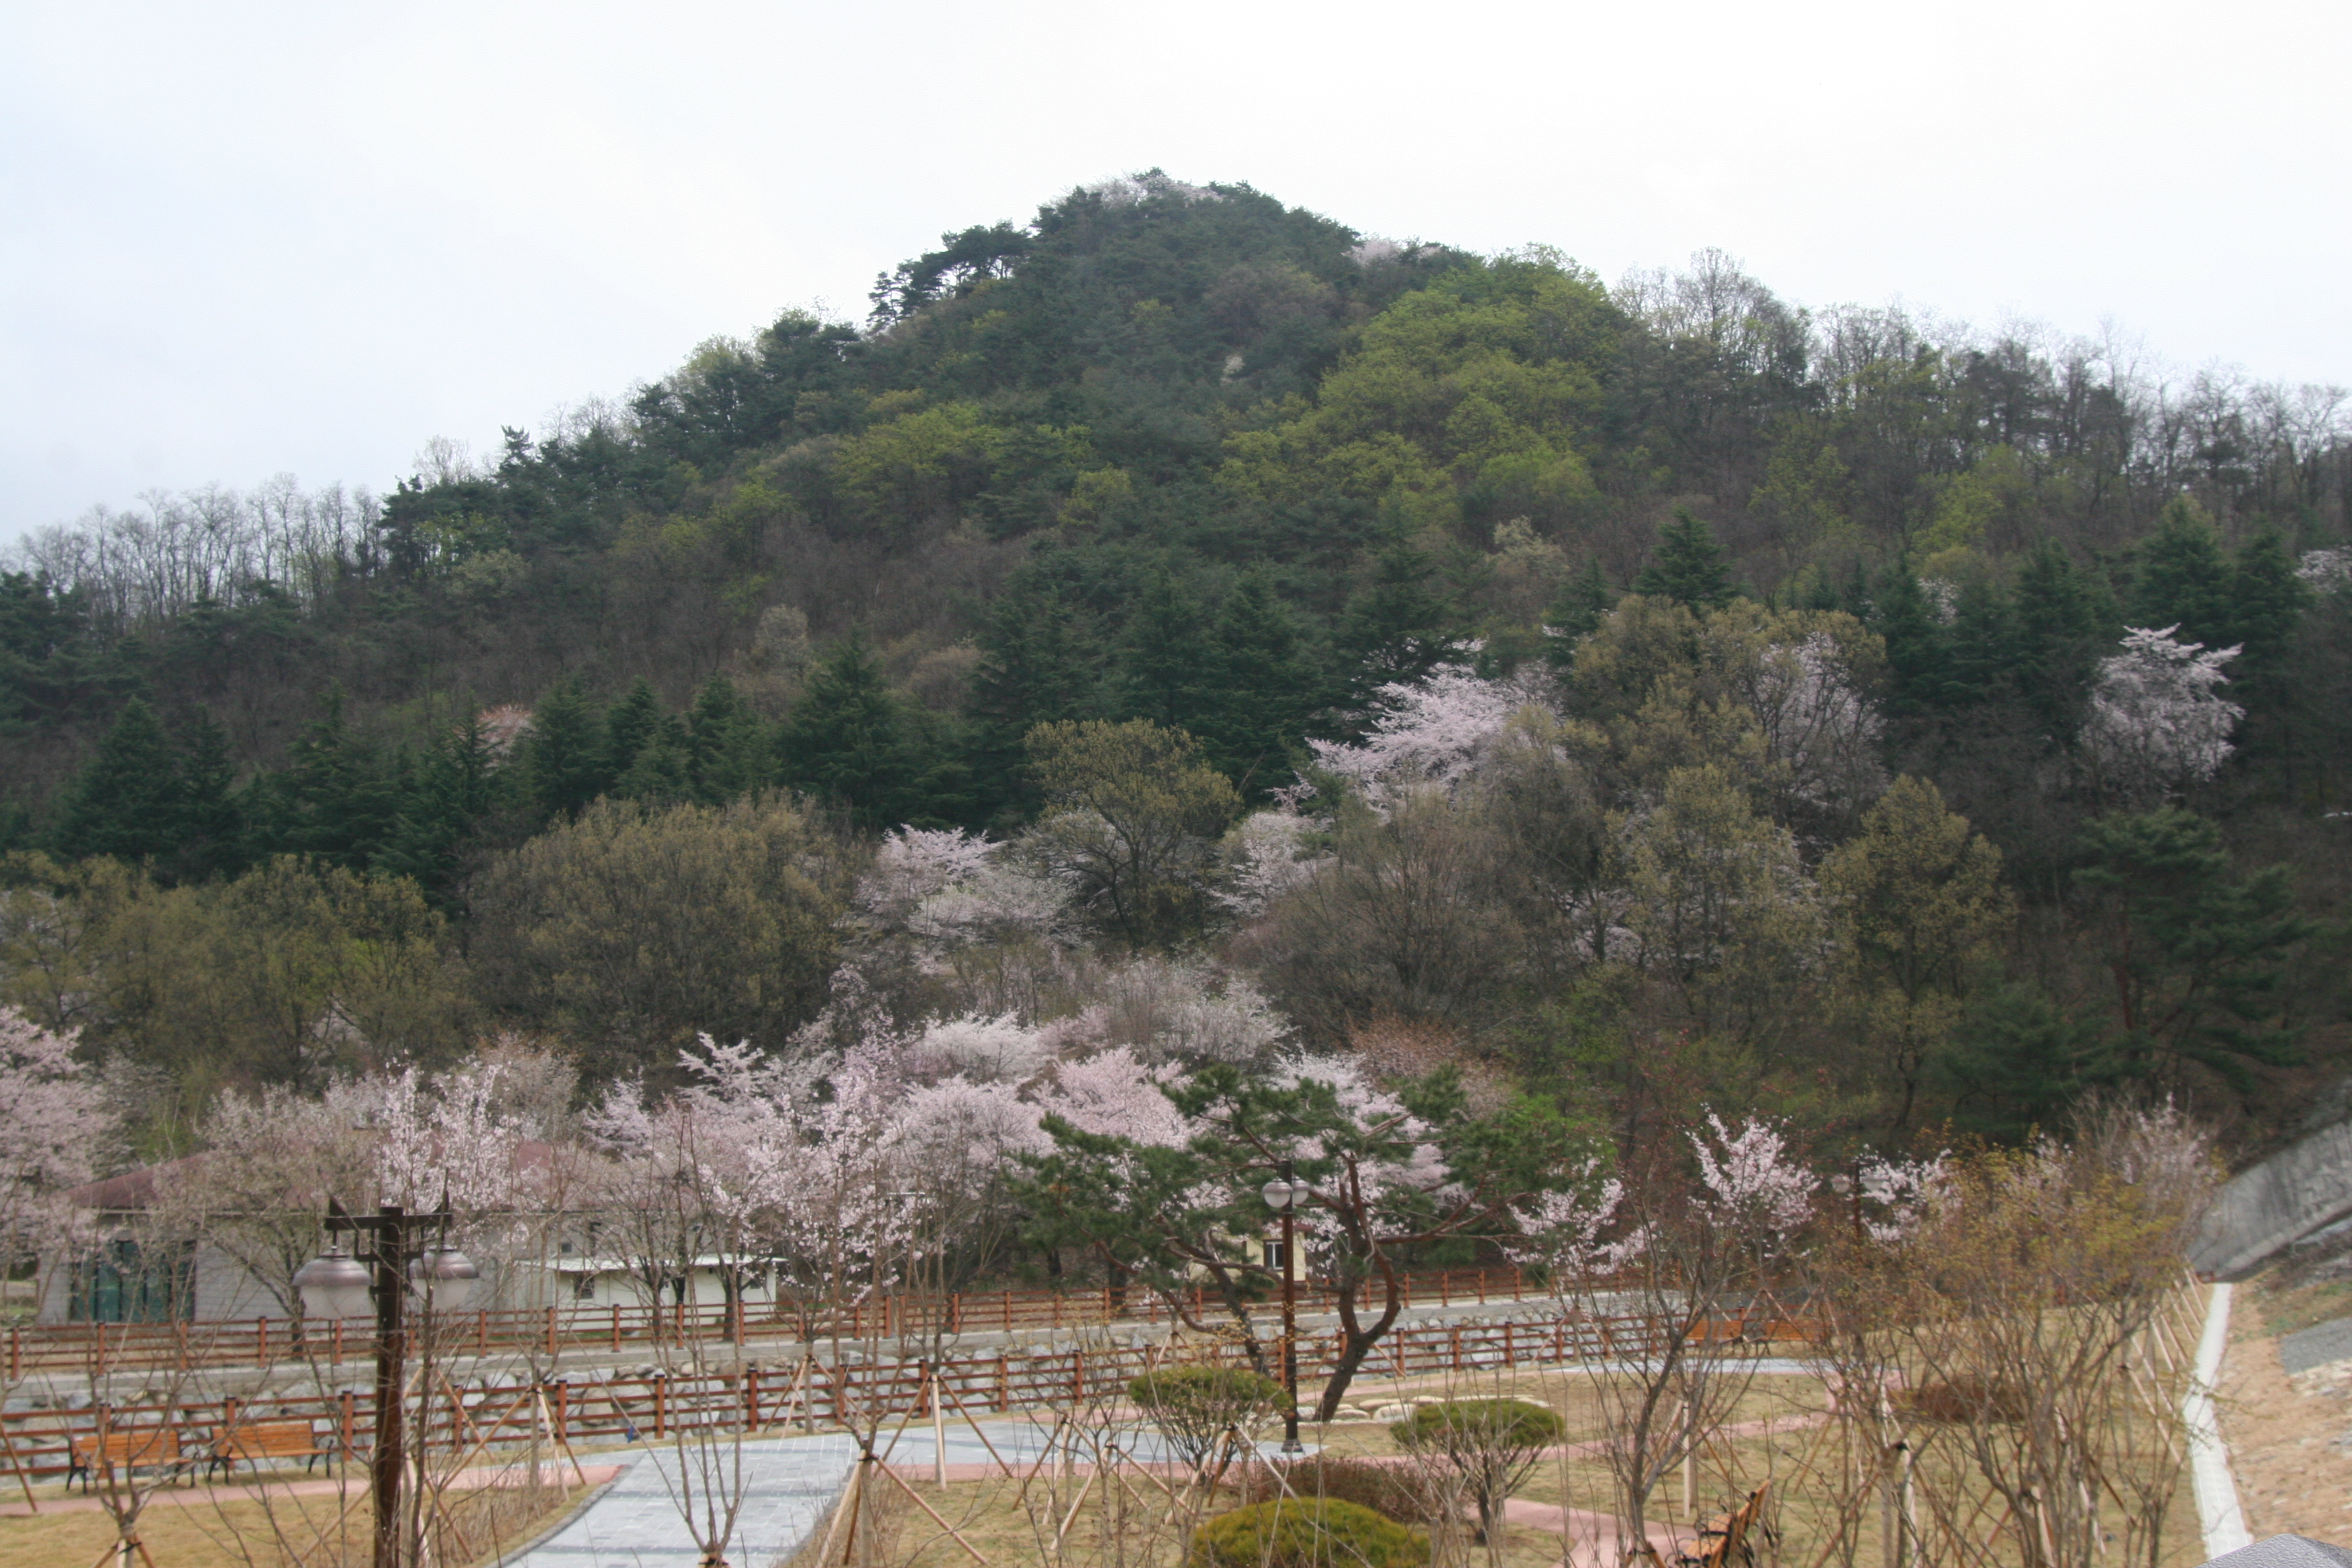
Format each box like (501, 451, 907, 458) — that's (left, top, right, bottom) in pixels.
(3, 172, 2346, 1158)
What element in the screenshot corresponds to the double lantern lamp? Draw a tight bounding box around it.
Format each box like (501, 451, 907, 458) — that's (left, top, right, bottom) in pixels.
(292, 1207, 478, 1568)
(1260, 1171, 1312, 1455)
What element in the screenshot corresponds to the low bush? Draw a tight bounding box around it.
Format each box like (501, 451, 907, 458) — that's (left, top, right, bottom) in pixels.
(1188, 1498, 1430, 1568)
(1388, 1398, 1565, 1540)
(1129, 1364, 1291, 1472)
(1236, 1455, 1447, 1524)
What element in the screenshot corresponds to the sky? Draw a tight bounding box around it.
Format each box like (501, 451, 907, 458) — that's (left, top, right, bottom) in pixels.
(4, 0, 2347, 546)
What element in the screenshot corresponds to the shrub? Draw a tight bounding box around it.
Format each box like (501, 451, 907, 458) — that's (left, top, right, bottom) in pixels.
(1236, 1455, 1447, 1525)
(1128, 1364, 1291, 1474)
(1188, 1498, 1430, 1568)
(1389, 1398, 1566, 1540)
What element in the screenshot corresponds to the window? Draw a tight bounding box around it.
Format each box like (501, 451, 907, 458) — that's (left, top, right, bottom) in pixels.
(69, 1236, 195, 1324)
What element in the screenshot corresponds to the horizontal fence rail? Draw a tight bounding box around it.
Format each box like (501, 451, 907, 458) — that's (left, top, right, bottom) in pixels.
(0, 1306, 1824, 1486)
(6, 1267, 1553, 1379)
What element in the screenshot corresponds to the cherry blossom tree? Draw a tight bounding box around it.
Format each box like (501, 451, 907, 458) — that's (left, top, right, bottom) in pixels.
(1517, 1113, 1818, 1557)
(908, 1012, 1051, 1083)
(1745, 632, 1888, 816)
(2299, 547, 2352, 594)
(1306, 664, 1536, 807)
(1022, 1057, 1582, 1414)
(0, 1008, 113, 1323)
(2080, 625, 2243, 801)
(1216, 809, 1326, 916)
(162, 1077, 383, 1318)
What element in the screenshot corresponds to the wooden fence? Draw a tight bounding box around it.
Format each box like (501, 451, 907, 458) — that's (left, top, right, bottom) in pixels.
(0, 1306, 1824, 1487)
(3, 1267, 1545, 1379)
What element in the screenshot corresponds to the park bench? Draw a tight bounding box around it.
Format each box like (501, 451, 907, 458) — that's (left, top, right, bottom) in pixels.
(1677, 1482, 1769, 1568)
(66, 1427, 191, 1492)
(209, 1418, 336, 1478)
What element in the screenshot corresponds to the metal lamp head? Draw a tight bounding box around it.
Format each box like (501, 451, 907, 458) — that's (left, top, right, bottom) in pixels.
(293, 1244, 374, 1320)
(409, 1244, 481, 1310)
(1261, 1176, 1308, 1212)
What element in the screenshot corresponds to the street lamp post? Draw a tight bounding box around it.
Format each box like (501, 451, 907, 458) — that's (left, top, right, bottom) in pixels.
(1259, 1167, 1311, 1456)
(293, 1201, 476, 1568)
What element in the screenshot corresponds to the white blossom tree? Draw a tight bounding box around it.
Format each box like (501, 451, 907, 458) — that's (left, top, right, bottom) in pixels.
(0, 1009, 114, 1326)
(1306, 664, 1538, 808)
(1516, 1113, 1818, 1557)
(2080, 625, 2243, 801)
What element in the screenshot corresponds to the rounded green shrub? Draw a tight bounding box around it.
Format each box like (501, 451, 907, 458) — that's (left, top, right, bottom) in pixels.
(1188, 1498, 1430, 1568)
(1128, 1365, 1292, 1470)
(1386, 1397, 1565, 1451)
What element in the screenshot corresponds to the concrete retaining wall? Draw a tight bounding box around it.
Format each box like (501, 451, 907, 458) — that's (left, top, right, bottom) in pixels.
(2192, 1121, 2352, 1279)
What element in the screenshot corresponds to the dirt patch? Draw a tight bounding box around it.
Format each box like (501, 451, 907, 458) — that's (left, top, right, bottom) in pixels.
(2220, 1287, 2352, 1543)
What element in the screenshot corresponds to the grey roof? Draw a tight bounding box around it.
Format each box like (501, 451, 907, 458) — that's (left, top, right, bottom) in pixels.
(2204, 1536, 2352, 1568)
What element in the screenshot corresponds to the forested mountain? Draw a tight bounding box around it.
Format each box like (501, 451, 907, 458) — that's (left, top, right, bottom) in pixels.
(3, 171, 2347, 1163)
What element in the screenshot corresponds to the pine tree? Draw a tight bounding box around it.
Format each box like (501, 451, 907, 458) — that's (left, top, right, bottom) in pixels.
(1334, 542, 1466, 708)
(2130, 497, 2235, 645)
(1196, 569, 1313, 792)
(2073, 807, 2312, 1089)
(1117, 571, 1213, 734)
(2012, 540, 2114, 735)
(779, 631, 945, 830)
(683, 675, 769, 803)
(247, 685, 401, 870)
(169, 706, 245, 880)
(52, 697, 183, 864)
(1631, 509, 1735, 611)
(1942, 576, 2018, 708)
(603, 679, 667, 784)
(1872, 564, 1949, 716)
(969, 580, 1101, 822)
(614, 716, 692, 804)
(374, 712, 505, 903)
(2224, 526, 2312, 685)
(1543, 557, 1613, 669)
(522, 677, 607, 820)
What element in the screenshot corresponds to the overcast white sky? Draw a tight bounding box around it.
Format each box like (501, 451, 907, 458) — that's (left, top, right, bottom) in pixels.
(4, 0, 2346, 545)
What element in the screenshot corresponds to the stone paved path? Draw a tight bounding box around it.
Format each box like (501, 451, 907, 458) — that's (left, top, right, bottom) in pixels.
(499, 1418, 1204, 1567)
(505, 1434, 857, 1568)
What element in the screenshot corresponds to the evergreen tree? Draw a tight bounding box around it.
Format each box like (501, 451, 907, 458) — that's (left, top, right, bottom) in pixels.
(2224, 526, 2312, 685)
(1334, 542, 1466, 709)
(1543, 557, 1613, 669)
(603, 679, 667, 784)
(522, 677, 607, 820)
(375, 712, 505, 905)
(1116, 570, 1212, 734)
(250, 685, 401, 870)
(969, 579, 1101, 822)
(1871, 563, 1949, 715)
(1196, 569, 1313, 792)
(683, 675, 768, 803)
(169, 707, 246, 881)
(2073, 807, 2312, 1090)
(1941, 576, 2018, 707)
(52, 697, 183, 865)
(615, 716, 693, 805)
(2130, 497, 2235, 645)
(2012, 539, 2113, 734)
(779, 631, 961, 830)
(1631, 509, 1735, 610)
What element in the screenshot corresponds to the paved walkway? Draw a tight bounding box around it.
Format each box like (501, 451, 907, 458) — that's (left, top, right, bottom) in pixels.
(501, 1416, 1217, 1567)
(507, 1434, 858, 1568)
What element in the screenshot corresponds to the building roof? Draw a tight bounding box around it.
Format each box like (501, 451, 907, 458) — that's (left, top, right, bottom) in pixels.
(2203, 1536, 2352, 1568)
